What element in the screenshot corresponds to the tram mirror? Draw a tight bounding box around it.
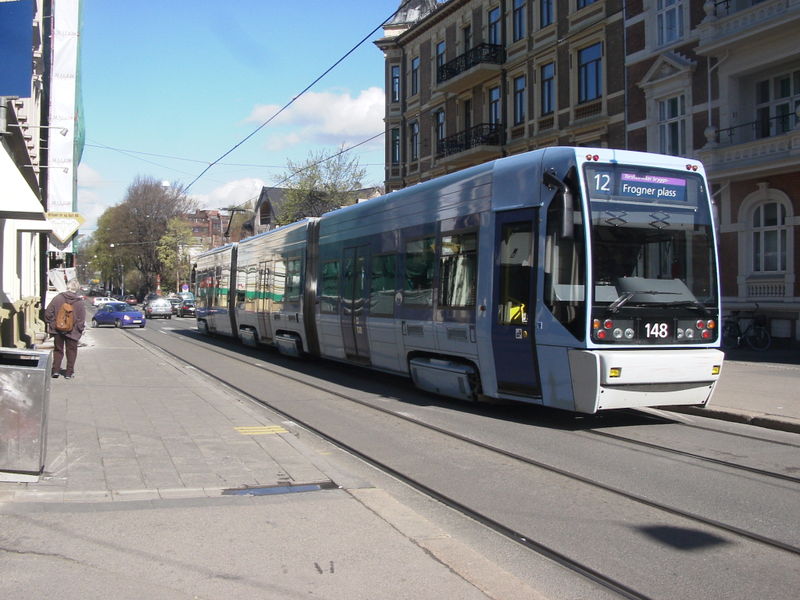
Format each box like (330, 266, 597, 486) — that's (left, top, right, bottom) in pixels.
(542, 169, 574, 240)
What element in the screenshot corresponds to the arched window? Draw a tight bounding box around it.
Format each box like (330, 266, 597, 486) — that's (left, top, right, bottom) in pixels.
(752, 201, 788, 273)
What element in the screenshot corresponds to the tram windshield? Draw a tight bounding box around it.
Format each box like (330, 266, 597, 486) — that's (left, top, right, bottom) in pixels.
(584, 164, 718, 312)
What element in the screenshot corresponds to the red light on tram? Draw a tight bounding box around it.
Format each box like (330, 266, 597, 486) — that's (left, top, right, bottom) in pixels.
(603, 319, 614, 329)
(585, 154, 600, 161)
(593, 155, 600, 161)
(597, 329, 607, 339)
(696, 320, 706, 329)
(701, 330, 712, 340)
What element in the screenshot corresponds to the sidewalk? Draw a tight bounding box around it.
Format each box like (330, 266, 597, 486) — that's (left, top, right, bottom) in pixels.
(665, 347, 800, 434)
(0, 327, 544, 600)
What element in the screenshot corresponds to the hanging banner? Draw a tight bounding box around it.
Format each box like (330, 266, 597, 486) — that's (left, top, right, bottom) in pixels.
(48, 0, 82, 252)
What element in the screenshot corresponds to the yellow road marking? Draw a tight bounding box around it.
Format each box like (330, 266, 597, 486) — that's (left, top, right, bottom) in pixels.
(235, 426, 288, 435)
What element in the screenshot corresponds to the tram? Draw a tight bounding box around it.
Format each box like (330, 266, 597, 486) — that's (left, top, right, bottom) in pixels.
(193, 147, 723, 413)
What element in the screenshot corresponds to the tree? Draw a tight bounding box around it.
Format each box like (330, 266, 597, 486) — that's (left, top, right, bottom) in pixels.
(89, 176, 196, 294)
(156, 218, 194, 293)
(276, 145, 366, 226)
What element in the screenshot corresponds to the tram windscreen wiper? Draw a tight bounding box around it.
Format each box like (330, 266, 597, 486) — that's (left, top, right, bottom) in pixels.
(658, 300, 712, 315)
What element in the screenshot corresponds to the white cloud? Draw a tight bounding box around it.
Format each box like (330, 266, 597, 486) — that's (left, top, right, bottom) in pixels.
(191, 177, 266, 211)
(77, 163, 116, 231)
(246, 87, 385, 150)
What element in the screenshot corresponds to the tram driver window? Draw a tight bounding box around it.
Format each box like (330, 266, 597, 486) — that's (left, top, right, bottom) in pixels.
(543, 180, 586, 340)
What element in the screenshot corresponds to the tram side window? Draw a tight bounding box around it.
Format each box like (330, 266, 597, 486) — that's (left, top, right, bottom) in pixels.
(498, 223, 532, 325)
(403, 237, 435, 307)
(320, 260, 339, 314)
(439, 232, 477, 308)
(285, 257, 302, 302)
(370, 254, 396, 316)
(272, 259, 286, 304)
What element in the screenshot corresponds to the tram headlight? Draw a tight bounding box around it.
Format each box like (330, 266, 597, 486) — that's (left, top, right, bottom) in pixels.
(624, 328, 634, 339)
(677, 328, 685, 340)
(684, 329, 695, 339)
(613, 328, 623, 339)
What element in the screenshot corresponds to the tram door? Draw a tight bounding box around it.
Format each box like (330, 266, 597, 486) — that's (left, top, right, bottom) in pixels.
(257, 260, 272, 341)
(341, 245, 371, 363)
(491, 209, 541, 397)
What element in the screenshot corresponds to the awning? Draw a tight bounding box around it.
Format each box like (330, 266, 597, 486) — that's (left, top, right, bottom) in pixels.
(0, 146, 46, 220)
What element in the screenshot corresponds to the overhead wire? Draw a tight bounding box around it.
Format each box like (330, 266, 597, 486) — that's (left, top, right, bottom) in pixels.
(182, 0, 412, 193)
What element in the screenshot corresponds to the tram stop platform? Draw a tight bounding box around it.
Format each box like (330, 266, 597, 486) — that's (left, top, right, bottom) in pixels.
(0, 326, 547, 600)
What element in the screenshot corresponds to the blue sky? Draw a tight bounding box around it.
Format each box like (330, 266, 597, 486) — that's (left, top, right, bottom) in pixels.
(78, 0, 400, 232)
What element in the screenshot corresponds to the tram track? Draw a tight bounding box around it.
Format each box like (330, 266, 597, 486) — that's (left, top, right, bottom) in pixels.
(130, 325, 800, 557)
(125, 324, 800, 598)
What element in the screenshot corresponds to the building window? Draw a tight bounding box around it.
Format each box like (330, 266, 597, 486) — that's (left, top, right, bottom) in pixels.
(489, 86, 502, 125)
(391, 128, 401, 165)
(657, 0, 684, 46)
(577, 0, 598, 9)
(463, 24, 472, 51)
(488, 7, 502, 45)
(513, 0, 526, 42)
(436, 41, 446, 69)
(464, 98, 472, 130)
(435, 110, 446, 142)
(658, 95, 686, 156)
(756, 70, 800, 139)
(411, 56, 420, 96)
(391, 65, 400, 102)
(752, 202, 788, 273)
(409, 121, 419, 161)
(578, 43, 602, 103)
(541, 62, 555, 115)
(540, 0, 553, 27)
(513, 75, 526, 125)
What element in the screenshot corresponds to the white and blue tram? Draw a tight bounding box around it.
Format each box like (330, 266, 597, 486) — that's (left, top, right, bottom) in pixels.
(193, 147, 723, 413)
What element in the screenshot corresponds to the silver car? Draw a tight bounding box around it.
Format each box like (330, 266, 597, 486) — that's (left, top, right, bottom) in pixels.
(144, 297, 172, 319)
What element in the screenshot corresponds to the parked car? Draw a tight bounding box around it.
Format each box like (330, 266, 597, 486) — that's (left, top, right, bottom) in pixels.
(91, 302, 145, 328)
(177, 299, 195, 318)
(123, 294, 139, 305)
(92, 296, 115, 307)
(144, 297, 172, 319)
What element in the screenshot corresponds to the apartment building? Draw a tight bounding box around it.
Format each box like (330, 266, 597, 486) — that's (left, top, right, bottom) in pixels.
(377, 0, 800, 343)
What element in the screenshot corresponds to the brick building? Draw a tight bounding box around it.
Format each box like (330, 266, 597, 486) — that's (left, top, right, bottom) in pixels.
(376, 0, 800, 343)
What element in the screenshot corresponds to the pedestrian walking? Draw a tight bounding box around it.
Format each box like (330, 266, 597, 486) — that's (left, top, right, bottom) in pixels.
(44, 278, 86, 379)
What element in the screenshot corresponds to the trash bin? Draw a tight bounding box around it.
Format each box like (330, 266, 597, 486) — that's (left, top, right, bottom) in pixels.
(0, 348, 52, 480)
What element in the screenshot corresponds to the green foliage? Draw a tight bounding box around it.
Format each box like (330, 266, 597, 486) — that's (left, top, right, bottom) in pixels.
(157, 219, 194, 292)
(276, 145, 366, 226)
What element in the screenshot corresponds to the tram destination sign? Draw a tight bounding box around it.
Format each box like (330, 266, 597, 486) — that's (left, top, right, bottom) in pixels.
(590, 170, 688, 204)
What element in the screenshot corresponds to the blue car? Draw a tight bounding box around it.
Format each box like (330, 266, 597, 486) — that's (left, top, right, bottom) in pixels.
(92, 302, 146, 328)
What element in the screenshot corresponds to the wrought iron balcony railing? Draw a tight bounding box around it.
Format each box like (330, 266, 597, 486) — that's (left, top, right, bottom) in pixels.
(436, 123, 503, 158)
(437, 44, 506, 84)
(715, 111, 798, 146)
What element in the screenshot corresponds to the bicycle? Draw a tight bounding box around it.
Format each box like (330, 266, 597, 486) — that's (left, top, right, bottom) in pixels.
(721, 309, 771, 351)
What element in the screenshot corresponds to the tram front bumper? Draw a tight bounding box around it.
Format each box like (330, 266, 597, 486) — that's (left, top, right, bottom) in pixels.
(568, 348, 724, 413)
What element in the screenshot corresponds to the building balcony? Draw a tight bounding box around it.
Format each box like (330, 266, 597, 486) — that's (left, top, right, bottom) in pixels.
(435, 123, 504, 167)
(745, 274, 788, 298)
(436, 44, 505, 94)
(697, 112, 800, 178)
(696, 0, 800, 54)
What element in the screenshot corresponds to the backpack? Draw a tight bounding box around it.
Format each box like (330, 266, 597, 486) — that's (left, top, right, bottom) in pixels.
(55, 300, 75, 332)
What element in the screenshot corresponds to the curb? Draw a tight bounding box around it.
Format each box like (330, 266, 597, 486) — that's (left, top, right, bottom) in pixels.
(666, 405, 800, 434)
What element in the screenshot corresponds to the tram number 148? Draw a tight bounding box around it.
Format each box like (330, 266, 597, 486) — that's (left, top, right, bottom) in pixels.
(644, 322, 671, 339)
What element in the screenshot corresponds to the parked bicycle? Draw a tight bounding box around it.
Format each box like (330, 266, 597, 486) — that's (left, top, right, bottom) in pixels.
(721, 308, 771, 351)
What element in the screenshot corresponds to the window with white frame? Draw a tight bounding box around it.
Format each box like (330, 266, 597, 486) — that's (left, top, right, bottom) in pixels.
(578, 43, 602, 103)
(411, 57, 420, 96)
(752, 202, 788, 273)
(409, 121, 419, 161)
(435, 109, 446, 142)
(391, 65, 400, 102)
(540, 0, 553, 27)
(513, 75, 526, 124)
(488, 7, 502, 45)
(391, 128, 401, 165)
(756, 70, 800, 139)
(489, 86, 502, 124)
(657, 0, 684, 46)
(436, 41, 446, 69)
(513, 0, 526, 42)
(577, 0, 598, 9)
(541, 62, 555, 115)
(658, 94, 686, 156)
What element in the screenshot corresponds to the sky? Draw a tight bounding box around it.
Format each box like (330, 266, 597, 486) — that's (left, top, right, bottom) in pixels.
(77, 0, 402, 234)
